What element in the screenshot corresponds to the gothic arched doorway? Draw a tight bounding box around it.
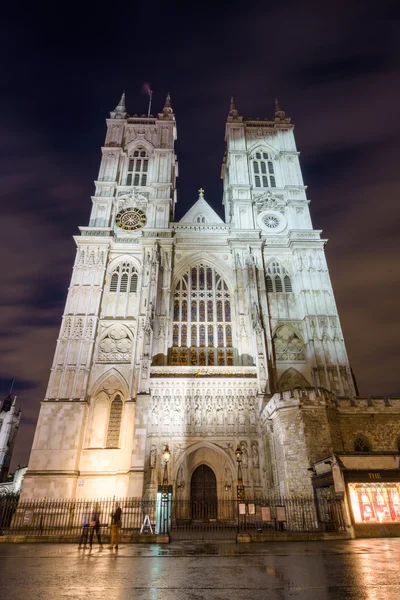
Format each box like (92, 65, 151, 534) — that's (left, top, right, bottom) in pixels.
(190, 464, 217, 520)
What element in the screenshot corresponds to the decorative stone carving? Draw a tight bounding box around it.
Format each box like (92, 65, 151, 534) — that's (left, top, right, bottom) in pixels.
(98, 325, 133, 362)
(273, 325, 305, 361)
(254, 191, 286, 214)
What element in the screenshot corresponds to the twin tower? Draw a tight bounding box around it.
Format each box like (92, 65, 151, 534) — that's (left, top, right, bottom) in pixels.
(23, 93, 355, 501)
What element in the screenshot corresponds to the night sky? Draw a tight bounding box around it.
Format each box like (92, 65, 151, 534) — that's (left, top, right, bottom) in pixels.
(1, 1, 399, 469)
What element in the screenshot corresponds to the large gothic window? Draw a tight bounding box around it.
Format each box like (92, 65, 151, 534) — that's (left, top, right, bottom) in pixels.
(266, 261, 292, 293)
(106, 395, 123, 448)
(109, 262, 139, 294)
(125, 148, 149, 186)
(253, 152, 276, 188)
(170, 264, 234, 366)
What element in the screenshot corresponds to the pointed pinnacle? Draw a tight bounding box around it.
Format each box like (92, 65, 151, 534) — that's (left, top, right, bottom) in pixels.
(229, 96, 239, 118)
(115, 91, 126, 112)
(275, 98, 282, 114)
(165, 92, 171, 108)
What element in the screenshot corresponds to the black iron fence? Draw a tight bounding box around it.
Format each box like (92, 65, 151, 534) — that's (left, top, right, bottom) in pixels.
(0, 495, 346, 539)
(0, 497, 156, 537)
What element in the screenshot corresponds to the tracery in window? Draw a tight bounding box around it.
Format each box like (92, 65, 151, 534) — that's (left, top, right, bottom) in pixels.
(106, 395, 123, 448)
(126, 147, 149, 186)
(266, 262, 293, 293)
(170, 264, 234, 366)
(273, 325, 305, 361)
(109, 262, 139, 294)
(253, 152, 276, 188)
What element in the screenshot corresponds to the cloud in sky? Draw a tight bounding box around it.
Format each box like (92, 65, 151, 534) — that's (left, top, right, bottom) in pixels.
(1, 0, 399, 468)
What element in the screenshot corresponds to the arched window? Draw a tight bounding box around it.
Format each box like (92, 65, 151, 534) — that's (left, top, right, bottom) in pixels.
(106, 395, 123, 448)
(253, 152, 276, 188)
(266, 261, 293, 293)
(109, 262, 139, 294)
(110, 273, 118, 292)
(354, 436, 372, 452)
(171, 264, 233, 366)
(196, 215, 206, 223)
(126, 147, 149, 186)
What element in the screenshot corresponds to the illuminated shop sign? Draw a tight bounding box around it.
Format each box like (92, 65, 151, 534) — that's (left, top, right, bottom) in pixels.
(349, 482, 400, 524)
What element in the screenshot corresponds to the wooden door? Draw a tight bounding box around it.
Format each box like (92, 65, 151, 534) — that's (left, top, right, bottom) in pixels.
(190, 464, 217, 519)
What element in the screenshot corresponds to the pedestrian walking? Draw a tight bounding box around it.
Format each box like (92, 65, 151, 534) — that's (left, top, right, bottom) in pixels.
(78, 504, 90, 549)
(89, 503, 103, 550)
(109, 503, 122, 550)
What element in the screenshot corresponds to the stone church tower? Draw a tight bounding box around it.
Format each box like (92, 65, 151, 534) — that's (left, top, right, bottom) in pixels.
(22, 94, 355, 500)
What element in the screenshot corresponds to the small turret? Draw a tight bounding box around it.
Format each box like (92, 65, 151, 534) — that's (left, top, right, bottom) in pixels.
(110, 92, 128, 119)
(228, 96, 242, 121)
(160, 92, 174, 119)
(274, 98, 291, 123)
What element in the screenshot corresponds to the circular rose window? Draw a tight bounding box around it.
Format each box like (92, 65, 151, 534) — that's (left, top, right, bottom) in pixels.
(263, 215, 279, 229)
(257, 210, 287, 234)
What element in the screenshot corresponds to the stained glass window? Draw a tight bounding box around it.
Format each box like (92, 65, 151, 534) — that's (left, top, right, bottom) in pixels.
(227, 349, 234, 366)
(173, 325, 179, 346)
(217, 301, 223, 322)
(190, 349, 197, 365)
(207, 300, 213, 321)
(199, 267, 205, 290)
(191, 300, 197, 321)
(182, 300, 187, 320)
(171, 349, 178, 365)
(226, 325, 232, 347)
(199, 350, 206, 366)
(174, 300, 179, 321)
(191, 267, 197, 290)
(199, 325, 205, 347)
(218, 325, 224, 347)
(181, 325, 187, 346)
(218, 349, 225, 365)
(207, 267, 213, 289)
(208, 349, 215, 365)
(169, 264, 234, 365)
(199, 301, 205, 322)
(179, 349, 188, 365)
(225, 301, 231, 321)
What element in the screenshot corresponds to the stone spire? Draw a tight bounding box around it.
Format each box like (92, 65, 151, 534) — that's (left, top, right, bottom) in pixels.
(227, 96, 242, 122)
(162, 92, 173, 114)
(110, 92, 127, 119)
(274, 98, 291, 123)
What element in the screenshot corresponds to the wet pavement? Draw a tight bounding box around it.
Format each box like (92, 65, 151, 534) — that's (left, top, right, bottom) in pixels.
(0, 539, 399, 599)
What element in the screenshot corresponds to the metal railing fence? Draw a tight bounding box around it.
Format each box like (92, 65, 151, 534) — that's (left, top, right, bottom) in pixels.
(0, 495, 346, 538)
(0, 497, 156, 537)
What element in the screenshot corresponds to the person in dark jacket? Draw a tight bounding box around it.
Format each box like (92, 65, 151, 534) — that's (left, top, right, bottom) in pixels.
(109, 503, 122, 550)
(78, 504, 91, 549)
(89, 503, 103, 550)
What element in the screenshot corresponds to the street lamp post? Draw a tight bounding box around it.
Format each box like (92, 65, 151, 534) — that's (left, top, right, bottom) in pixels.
(235, 444, 245, 500)
(162, 444, 171, 493)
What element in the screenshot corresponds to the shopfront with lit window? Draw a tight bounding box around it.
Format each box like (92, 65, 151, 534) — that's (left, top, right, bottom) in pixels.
(345, 470, 400, 535)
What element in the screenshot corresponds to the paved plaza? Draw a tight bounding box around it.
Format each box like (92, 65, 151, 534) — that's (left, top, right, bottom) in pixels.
(0, 539, 399, 599)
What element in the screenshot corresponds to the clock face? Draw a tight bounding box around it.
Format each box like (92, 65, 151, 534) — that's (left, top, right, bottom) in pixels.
(115, 207, 147, 232)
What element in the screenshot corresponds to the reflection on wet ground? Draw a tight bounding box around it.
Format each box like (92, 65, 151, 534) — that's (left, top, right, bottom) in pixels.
(0, 539, 399, 599)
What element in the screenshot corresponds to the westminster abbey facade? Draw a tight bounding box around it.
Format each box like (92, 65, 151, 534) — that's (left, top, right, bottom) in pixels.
(24, 92, 382, 504)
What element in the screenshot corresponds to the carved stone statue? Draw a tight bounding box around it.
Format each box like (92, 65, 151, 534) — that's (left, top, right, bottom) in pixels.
(251, 442, 259, 468)
(150, 444, 157, 468)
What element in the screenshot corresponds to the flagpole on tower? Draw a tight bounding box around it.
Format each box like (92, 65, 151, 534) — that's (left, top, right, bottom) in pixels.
(148, 90, 153, 117)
